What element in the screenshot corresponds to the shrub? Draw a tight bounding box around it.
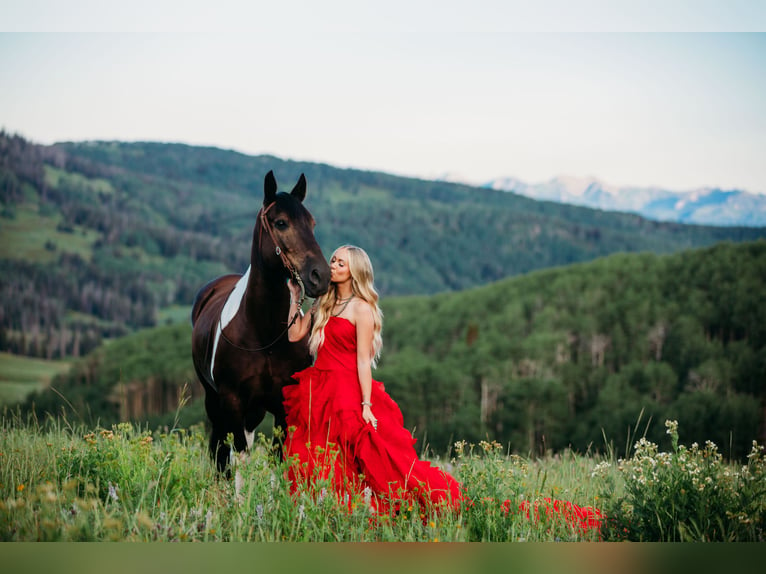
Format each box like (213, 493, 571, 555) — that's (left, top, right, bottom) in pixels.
(596, 420, 766, 541)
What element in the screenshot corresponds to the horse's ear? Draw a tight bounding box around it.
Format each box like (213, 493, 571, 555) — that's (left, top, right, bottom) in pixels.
(264, 171, 277, 206)
(290, 174, 307, 203)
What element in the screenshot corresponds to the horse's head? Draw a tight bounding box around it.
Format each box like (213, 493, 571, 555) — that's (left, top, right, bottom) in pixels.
(255, 171, 331, 298)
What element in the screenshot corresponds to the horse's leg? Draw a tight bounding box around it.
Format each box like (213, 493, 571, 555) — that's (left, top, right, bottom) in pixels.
(270, 403, 289, 460)
(244, 406, 267, 450)
(204, 391, 235, 474)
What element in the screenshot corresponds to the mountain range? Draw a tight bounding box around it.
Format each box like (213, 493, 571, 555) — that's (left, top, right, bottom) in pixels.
(483, 175, 766, 227)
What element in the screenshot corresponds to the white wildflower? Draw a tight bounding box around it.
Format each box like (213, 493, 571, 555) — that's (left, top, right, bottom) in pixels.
(590, 461, 611, 478)
(234, 470, 245, 499)
(108, 482, 119, 502)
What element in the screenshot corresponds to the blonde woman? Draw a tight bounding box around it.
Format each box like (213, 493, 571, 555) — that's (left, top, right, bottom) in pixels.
(283, 245, 462, 514)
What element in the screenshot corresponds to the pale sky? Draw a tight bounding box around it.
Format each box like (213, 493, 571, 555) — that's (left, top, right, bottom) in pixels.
(1, 1, 765, 193)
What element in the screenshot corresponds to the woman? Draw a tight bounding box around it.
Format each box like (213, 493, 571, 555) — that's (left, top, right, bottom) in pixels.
(282, 245, 603, 535)
(282, 245, 463, 514)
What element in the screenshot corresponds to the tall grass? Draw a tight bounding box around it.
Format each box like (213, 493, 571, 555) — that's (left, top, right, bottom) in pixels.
(1, 410, 763, 542)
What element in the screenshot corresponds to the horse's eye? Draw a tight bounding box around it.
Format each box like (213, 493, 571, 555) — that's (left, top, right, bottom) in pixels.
(274, 219, 288, 230)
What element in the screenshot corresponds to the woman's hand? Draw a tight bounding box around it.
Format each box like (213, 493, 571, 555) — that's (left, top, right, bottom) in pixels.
(286, 279, 312, 342)
(287, 279, 302, 305)
(362, 404, 377, 430)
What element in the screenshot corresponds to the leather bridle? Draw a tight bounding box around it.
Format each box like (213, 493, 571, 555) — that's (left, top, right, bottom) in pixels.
(259, 201, 306, 307)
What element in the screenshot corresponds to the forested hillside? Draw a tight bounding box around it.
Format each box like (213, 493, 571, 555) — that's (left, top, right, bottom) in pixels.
(20, 240, 766, 461)
(3, 132, 765, 361)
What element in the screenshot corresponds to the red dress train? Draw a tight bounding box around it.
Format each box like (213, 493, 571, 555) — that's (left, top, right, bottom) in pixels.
(283, 316, 604, 534)
(282, 316, 463, 513)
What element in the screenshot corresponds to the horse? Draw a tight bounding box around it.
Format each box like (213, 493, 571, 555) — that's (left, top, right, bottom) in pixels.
(191, 171, 331, 472)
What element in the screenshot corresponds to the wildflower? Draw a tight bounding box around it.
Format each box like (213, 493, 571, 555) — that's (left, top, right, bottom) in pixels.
(665, 420, 678, 435)
(108, 483, 119, 502)
(590, 461, 611, 478)
(234, 470, 244, 498)
(17, 484, 25, 492)
(453, 440, 466, 457)
(256, 504, 264, 520)
(298, 504, 306, 520)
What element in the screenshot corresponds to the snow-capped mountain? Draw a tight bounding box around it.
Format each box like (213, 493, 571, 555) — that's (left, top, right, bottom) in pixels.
(484, 176, 766, 227)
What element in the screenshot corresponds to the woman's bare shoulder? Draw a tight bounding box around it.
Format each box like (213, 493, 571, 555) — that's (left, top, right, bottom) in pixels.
(351, 299, 375, 325)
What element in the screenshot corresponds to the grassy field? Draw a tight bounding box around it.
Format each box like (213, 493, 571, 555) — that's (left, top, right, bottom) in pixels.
(0, 204, 98, 262)
(0, 352, 71, 405)
(156, 305, 193, 325)
(1, 411, 763, 542)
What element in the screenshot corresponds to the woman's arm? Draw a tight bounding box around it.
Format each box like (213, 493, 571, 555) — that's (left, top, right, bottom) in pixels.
(355, 302, 377, 427)
(286, 280, 314, 342)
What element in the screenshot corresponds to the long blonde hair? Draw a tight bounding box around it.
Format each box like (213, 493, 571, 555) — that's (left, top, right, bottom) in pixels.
(309, 245, 383, 367)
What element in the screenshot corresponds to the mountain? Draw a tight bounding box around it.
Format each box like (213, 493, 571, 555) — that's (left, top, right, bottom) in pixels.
(485, 176, 766, 227)
(3, 132, 766, 361)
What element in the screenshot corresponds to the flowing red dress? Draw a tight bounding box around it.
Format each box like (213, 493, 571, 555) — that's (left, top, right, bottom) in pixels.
(282, 316, 463, 513)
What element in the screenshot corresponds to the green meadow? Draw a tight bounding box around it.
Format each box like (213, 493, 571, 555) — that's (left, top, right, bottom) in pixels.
(1, 413, 763, 542)
(0, 352, 70, 405)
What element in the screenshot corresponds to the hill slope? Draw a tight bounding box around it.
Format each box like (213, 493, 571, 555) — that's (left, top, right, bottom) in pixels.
(2, 133, 766, 359)
(20, 240, 766, 460)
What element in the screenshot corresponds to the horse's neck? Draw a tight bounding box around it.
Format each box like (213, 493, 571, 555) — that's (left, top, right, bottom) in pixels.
(243, 262, 289, 335)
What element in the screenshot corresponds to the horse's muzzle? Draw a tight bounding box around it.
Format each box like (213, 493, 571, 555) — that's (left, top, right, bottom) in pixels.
(304, 264, 331, 298)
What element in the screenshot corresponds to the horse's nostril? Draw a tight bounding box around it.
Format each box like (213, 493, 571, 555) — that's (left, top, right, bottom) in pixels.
(310, 268, 322, 286)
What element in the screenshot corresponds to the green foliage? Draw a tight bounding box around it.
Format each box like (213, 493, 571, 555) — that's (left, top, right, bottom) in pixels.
(18, 323, 197, 425)
(596, 420, 766, 541)
(375, 241, 766, 459)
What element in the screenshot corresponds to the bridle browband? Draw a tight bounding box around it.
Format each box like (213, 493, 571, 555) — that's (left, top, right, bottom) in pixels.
(217, 201, 306, 353)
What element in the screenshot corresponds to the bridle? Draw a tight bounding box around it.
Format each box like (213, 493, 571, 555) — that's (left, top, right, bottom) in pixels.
(259, 201, 306, 307)
(217, 201, 307, 353)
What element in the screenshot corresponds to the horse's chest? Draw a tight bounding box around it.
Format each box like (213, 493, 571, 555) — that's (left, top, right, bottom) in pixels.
(219, 348, 304, 392)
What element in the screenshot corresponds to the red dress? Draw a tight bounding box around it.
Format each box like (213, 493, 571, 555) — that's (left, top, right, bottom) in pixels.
(282, 316, 463, 513)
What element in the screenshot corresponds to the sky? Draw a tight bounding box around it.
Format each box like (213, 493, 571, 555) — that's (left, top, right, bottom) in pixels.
(1, 1, 765, 194)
